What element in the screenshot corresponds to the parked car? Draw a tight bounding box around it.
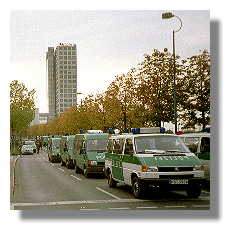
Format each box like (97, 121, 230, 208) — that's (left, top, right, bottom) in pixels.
(24, 140, 36, 153)
(60, 135, 75, 169)
(73, 133, 108, 177)
(47, 137, 61, 163)
(21, 144, 34, 155)
(180, 133, 210, 183)
(104, 128, 205, 199)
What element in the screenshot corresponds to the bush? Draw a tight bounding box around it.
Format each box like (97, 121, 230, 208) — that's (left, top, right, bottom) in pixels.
(10, 147, 21, 156)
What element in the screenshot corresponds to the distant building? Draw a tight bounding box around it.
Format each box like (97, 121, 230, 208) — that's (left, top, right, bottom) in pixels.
(30, 108, 40, 126)
(46, 43, 77, 116)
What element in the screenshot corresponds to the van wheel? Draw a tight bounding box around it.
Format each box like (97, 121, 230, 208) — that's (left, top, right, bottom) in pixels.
(75, 165, 81, 174)
(66, 160, 71, 169)
(186, 184, 201, 198)
(132, 177, 145, 199)
(107, 171, 117, 188)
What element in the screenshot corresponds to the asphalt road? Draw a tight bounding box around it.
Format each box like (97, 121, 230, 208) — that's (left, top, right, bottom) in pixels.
(11, 150, 210, 210)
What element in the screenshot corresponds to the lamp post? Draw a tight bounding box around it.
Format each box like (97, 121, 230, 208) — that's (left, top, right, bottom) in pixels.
(77, 92, 83, 107)
(162, 12, 182, 134)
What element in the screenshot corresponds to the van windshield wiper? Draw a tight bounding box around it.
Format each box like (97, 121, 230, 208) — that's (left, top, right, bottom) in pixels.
(144, 149, 166, 154)
(166, 150, 181, 152)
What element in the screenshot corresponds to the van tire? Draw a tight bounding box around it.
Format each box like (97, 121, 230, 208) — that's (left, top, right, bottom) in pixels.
(132, 176, 145, 199)
(107, 171, 117, 188)
(75, 165, 81, 174)
(186, 184, 201, 198)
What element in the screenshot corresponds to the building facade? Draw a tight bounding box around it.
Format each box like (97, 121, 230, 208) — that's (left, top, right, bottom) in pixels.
(46, 43, 77, 116)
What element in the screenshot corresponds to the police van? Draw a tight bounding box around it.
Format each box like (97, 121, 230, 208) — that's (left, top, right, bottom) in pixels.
(180, 133, 210, 182)
(104, 128, 205, 199)
(60, 135, 75, 169)
(73, 132, 108, 177)
(48, 137, 61, 163)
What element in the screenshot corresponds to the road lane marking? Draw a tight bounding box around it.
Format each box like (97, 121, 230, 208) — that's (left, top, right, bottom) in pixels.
(109, 207, 130, 210)
(70, 175, 82, 181)
(96, 187, 121, 200)
(164, 206, 186, 208)
(136, 206, 159, 209)
(11, 199, 211, 209)
(80, 208, 101, 211)
(57, 168, 64, 172)
(192, 205, 210, 208)
(11, 199, 144, 208)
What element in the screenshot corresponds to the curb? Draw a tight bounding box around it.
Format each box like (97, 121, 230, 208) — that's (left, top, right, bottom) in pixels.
(12, 155, 20, 198)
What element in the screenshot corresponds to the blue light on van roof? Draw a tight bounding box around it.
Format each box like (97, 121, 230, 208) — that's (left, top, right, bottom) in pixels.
(160, 127, 165, 133)
(80, 129, 85, 134)
(131, 128, 140, 134)
(202, 127, 210, 133)
(107, 128, 115, 134)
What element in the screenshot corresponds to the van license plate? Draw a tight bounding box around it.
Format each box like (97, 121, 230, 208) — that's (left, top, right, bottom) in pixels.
(169, 179, 188, 185)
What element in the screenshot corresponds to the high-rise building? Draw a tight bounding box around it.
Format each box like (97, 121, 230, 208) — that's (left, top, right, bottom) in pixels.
(46, 47, 56, 115)
(46, 43, 77, 116)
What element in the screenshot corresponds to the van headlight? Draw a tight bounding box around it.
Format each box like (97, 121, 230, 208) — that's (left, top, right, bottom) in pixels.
(193, 165, 204, 171)
(141, 166, 158, 172)
(88, 160, 97, 166)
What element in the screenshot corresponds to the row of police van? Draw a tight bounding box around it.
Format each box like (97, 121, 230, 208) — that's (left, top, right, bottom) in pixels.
(44, 128, 210, 199)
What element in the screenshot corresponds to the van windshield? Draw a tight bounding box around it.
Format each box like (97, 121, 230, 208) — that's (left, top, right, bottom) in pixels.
(86, 139, 108, 152)
(25, 141, 35, 146)
(135, 135, 190, 154)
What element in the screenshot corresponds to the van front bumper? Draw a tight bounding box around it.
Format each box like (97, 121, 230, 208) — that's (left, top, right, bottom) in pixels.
(86, 166, 105, 174)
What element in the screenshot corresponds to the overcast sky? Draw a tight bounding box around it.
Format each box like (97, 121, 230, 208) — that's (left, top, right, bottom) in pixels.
(10, 10, 209, 113)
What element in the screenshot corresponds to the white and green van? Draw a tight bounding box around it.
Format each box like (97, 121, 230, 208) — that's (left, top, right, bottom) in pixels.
(180, 133, 210, 182)
(74, 133, 108, 177)
(104, 128, 205, 199)
(48, 137, 61, 163)
(60, 135, 75, 169)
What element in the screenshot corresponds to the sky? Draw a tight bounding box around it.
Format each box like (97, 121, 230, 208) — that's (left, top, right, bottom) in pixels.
(10, 10, 209, 113)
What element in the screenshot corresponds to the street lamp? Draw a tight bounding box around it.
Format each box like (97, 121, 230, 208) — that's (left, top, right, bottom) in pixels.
(77, 92, 83, 106)
(162, 12, 182, 134)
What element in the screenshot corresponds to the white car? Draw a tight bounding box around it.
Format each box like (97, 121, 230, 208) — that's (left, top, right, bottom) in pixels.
(21, 144, 34, 155)
(24, 140, 37, 153)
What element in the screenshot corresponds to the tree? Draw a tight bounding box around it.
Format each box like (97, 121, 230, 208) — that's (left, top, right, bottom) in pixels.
(180, 50, 210, 129)
(136, 49, 183, 127)
(10, 80, 35, 150)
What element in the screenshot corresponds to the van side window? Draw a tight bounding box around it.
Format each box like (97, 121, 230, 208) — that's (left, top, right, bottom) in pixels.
(200, 137, 210, 153)
(80, 141, 86, 154)
(185, 137, 199, 153)
(76, 139, 83, 151)
(113, 139, 125, 154)
(124, 138, 134, 155)
(107, 139, 114, 153)
(64, 143, 68, 152)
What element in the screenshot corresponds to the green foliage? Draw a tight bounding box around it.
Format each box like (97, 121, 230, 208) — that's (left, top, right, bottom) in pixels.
(26, 49, 210, 135)
(179, 50, 210, 129)
(10, 80, 36, 136)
